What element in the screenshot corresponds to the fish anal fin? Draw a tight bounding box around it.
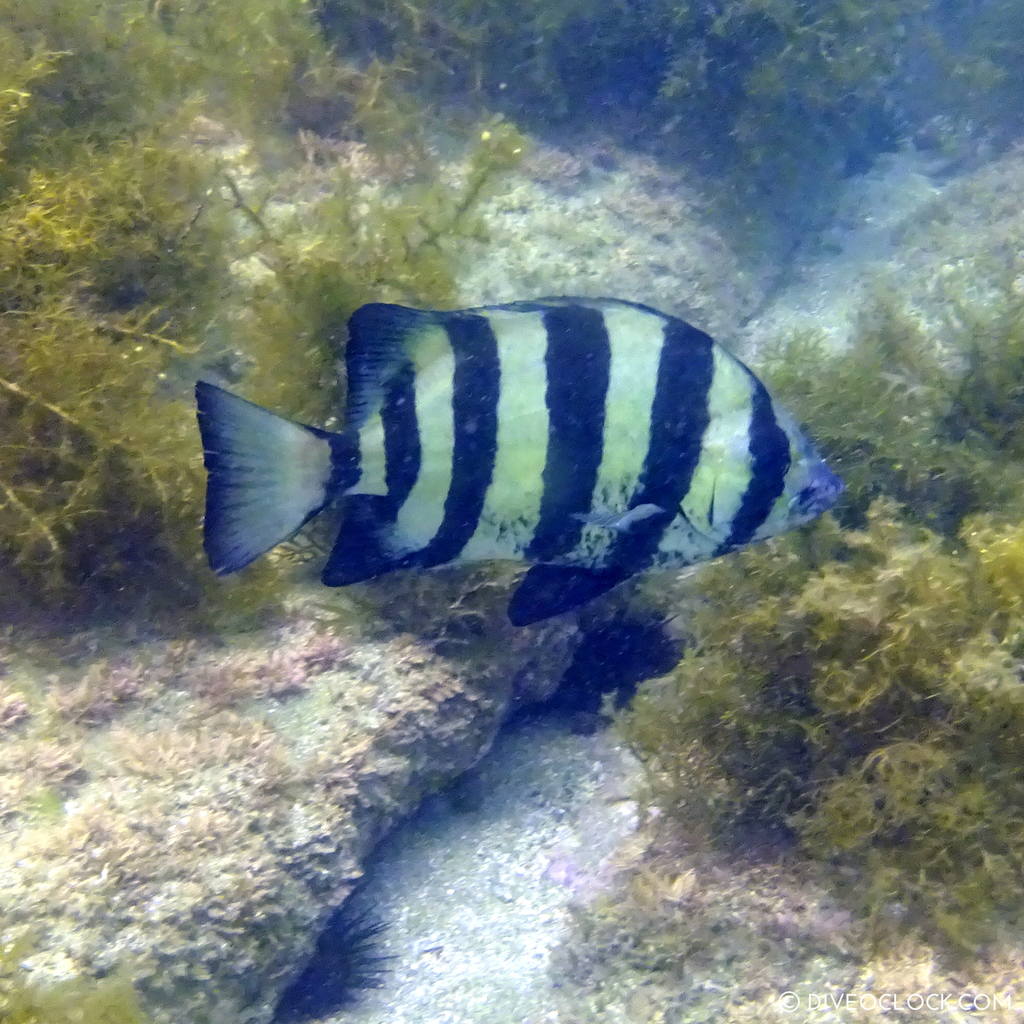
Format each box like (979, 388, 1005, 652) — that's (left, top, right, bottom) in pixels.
(508, 564, 629, 626)
(322, 496, 408, 586)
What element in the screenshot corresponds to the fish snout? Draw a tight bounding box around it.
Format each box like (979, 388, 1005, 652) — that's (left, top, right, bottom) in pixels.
(792, 462, 844, 518)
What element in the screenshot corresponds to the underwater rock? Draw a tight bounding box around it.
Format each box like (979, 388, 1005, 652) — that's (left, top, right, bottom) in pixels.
(0, 603, 578, 1024)
(742, 145, 1024, 363)
(740, 149, 944, 358)
(549, 823, 1024, 1024)
(315, 713, 641, 1024)
(456, 140, 775, 345)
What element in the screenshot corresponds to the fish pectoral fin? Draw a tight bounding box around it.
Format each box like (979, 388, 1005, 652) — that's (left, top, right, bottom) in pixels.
(508, 564, 629, 626)
(572, 503, 668, 532)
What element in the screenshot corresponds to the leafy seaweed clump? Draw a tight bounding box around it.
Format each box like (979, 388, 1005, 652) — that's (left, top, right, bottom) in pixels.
(0, 0, 338, 165)
(312, 0, 1018, 223)
(620, 287, 1024, 951)
(906, 0, 1024, 151)
(762, 289, 1024, 535)
(0, 135, 234, 613)
(653, 0, 931, 209)
(0, 0, 341, 618)
(0, 0, 527, 619)
(623, 504, 1024, 947)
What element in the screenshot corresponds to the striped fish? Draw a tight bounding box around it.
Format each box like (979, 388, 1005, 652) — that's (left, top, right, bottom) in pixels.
(195, 298, 842, 625)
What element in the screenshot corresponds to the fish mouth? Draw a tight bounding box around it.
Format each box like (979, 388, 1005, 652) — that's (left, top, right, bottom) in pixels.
(790, 465, 845, 518)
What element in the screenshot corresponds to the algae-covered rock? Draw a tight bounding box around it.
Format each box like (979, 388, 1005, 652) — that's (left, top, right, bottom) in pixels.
(550, 822, 1024, 1024)
(457, 140, 773, 342)
(742, 145, 1024, 361)
(0, 603, 578, 1024)
(0, 936, 151, 1024)
(315, 0, 1016, 229)
(621, 503, 1024, 946)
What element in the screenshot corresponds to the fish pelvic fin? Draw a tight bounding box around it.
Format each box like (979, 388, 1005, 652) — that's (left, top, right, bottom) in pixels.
(195, 381, 357, 574)
(572, 503, 668, 532)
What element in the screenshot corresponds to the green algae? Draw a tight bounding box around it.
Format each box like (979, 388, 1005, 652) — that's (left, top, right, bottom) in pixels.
(0, 136, 231, 615)
(624, 508, 1024, 951)
(0, 0, 328, 619)
(911, 0, 1024, 148)
(312, 0, 1018, 226)
(762, 287, 1024, 534)
(0, 939, 149, 1024)
(620, 282, 1024, 952)
(0, 0, 336, 161)
(0, 0, 526, 620)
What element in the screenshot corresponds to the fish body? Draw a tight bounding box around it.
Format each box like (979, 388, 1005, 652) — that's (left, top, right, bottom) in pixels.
(195, 298, 842, 624)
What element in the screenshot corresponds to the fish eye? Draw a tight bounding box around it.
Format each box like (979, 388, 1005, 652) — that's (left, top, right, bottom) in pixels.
(790, 485, 817, 515)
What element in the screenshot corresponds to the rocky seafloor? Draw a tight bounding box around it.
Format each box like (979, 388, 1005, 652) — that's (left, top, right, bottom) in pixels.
(297, 140, 1024, 1024)
(0, 588, 579, 1024)
(5, 130, 1024, 1024)
(321, 712, 640, 1024)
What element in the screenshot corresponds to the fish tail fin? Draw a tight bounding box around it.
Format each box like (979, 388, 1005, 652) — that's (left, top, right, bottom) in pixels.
(195, 381, 357, 575)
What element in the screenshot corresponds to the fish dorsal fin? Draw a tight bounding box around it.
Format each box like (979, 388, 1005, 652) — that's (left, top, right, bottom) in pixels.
(345, 303, 441, 427)
(507, 564, 629, 626)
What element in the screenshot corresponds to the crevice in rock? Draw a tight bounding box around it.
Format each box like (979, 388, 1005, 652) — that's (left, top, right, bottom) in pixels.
(274, 607, 678, 1023)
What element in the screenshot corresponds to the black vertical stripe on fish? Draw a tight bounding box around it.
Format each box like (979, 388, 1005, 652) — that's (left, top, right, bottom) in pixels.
(381, 361, 420, 510)
(526, 305, 611, 561)
(323, 494, 400, 584)
(721, 374, 790, 551)
(609, 317, 715, 571)
(324, 345, 421, 586)
(417, 314, 501, 566)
